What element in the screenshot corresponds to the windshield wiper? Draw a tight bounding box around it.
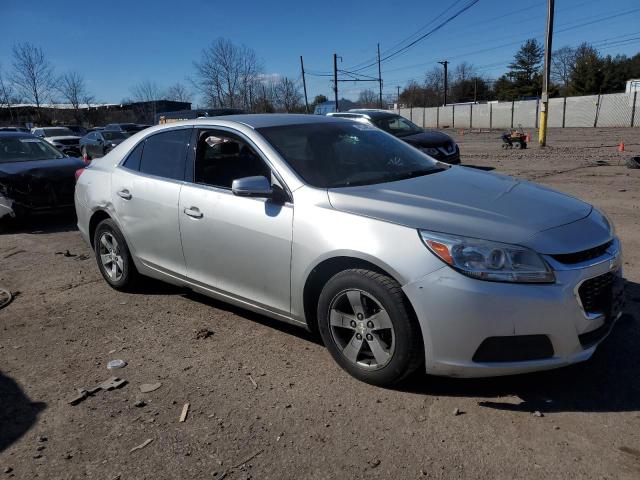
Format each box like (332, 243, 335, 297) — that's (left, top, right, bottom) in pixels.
(391, 167, 446, 181)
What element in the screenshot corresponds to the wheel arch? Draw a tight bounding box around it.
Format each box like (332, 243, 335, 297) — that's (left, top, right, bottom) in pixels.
(302, 254, 418, 335)
(88, 209, 112, 249)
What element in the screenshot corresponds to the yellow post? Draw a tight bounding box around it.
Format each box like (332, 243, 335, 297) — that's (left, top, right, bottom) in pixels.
(539, 0, 554, 147)
(539, 101, 548, 147)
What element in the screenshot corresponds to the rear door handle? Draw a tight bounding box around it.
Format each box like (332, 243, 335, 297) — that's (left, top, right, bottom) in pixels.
(183, 206, 203, 219)
(117, 189, 132, 200)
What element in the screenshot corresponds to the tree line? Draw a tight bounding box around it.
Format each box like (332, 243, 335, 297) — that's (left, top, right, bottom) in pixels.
(0, 38, 308, 125)
(398, 39, 640, 107)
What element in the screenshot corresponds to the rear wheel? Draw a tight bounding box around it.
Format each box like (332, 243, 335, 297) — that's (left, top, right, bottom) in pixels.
(317, 269, 423, 386)
(93, 218, 139, 291)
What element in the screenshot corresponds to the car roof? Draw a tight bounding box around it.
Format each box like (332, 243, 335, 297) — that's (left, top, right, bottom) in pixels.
(190, 113, 351, 129)
(332, 110, 399, 120)
(0, 131, 36, 138)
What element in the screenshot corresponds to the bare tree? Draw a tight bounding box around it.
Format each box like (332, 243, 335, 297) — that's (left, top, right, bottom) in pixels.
(0, 63, 15, 122)
(274, 77, 302, 112)
(358, 89, 378, 108)
(552, 46, 577, 93)
(192, 38, 263, 109)
(56, 71, 92, 121)
(166, 82, 192, 103)
(130, 80, 162, 123)
(131, 80, 162, 103)
(10, 42, 56, 115)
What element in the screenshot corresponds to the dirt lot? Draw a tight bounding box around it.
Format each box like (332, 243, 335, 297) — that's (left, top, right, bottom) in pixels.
(1, 127, 639, 480)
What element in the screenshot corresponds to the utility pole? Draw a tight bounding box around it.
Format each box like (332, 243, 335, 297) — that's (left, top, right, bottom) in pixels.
(333, 53, 339, 112)
(397, 86, 401, 108)
(300, 56, 309, 114)
(438, 60, 449, 106)
(377, 43, 383, 108)
(473, 77, 478, 103)
(539, 0, 555, 147)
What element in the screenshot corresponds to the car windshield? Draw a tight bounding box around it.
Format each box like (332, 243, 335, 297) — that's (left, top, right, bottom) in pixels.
(42, 128, 74, 137)
(122, 125, 140, 132)
(257, 122, 445, 188)
(102, 131, 126, 140)
(0, 136, 65, 163)
(373, 116, 423, 137)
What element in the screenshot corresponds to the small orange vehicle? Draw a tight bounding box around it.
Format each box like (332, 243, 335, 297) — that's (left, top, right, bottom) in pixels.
(501, 126, 527, 149)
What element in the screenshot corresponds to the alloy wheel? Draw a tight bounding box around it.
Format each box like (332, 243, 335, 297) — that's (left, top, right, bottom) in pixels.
(98, 232, 124, 281)
(328, 289, 395, 370)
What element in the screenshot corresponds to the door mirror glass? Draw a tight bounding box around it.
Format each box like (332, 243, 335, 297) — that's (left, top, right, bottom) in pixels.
(231, 176, 273, 198)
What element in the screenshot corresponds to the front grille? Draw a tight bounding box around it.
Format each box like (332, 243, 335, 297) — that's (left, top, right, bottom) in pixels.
(11, 177, 76, 209)
(578, 272, 615, 314)
(472, 335, 554, 362)
(551, 240, 612, 264)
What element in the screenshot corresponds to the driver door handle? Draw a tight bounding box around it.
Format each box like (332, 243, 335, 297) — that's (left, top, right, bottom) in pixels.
(183, 206, 203, 219)
(117, 189, 132, 200)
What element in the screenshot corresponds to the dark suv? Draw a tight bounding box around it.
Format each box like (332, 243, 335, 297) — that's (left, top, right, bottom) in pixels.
(104, 123, 148, 137)
(328, 110, 460, 164)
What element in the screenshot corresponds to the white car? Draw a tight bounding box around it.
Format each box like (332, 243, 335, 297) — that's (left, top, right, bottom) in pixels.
(31, 127, 82, 156)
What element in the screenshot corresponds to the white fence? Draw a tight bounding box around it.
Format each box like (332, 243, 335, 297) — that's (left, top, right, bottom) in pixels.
(398, 92, 639, 129)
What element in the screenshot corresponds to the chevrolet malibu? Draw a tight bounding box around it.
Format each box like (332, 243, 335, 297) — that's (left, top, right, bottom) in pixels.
(75, 115, 623, 386)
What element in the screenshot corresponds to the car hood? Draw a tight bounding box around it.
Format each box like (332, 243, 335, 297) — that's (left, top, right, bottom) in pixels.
(0, 156, 85, 178)
(397, 130, 453, 147)
(327, 166, 594, 251)
(45, 135, 81, 142)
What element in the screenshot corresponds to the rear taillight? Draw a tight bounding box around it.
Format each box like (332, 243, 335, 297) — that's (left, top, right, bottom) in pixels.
(75, 168, 85, 182)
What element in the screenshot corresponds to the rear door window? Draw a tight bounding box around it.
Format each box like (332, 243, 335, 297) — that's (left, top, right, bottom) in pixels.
(139, 129, 191, 180)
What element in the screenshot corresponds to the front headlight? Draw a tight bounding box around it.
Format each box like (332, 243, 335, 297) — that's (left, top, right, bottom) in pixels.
(421, 147, 439, 156)
(419, 230, 555, 283)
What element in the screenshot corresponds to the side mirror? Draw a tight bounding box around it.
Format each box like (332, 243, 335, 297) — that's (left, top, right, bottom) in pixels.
(232, 176, 273, 198)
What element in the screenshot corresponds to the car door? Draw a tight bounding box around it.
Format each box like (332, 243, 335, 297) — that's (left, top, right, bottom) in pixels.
(84, 132, 97, 156)
(111, 127, 192, 279)
(178, 128, 293, 315)
(93, 132, 104, 157)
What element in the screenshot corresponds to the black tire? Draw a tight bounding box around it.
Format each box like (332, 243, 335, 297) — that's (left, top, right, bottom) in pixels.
(93, 218, 139, 291)
(317, 269, 423, 386)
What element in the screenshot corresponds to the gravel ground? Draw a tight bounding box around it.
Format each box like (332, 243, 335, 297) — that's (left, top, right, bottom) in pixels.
(1, 127, 639, 480)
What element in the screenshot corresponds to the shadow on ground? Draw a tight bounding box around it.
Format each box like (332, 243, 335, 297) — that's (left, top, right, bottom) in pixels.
(398, 281, 640, 414)
(0, 372, 46, 453)
(107, 259, 640, 415)
(0, 211, 77, 235)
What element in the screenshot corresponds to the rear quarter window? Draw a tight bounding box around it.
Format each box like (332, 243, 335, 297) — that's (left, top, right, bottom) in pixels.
(122, 142, 144, 171)
(138, 129, 190, 180)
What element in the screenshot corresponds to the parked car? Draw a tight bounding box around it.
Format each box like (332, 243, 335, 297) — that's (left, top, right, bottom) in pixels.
(104, 123, 148, 137)
(80, 130, 127, 160)
(31, 127, 82, 156)
(75, 115, 622, 386)
(328, 110, 460, 164)
(63, 125, 88, 136)
(0, 126, 31, 133)
(0, 132, 85, 220)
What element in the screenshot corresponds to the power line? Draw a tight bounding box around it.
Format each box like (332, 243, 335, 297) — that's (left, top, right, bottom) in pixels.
(349, 0, 481, 73)
(370, 6, 640, 79)
(346, 0, 468, 71)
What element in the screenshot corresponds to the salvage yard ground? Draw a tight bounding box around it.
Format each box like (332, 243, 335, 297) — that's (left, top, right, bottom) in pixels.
(1, 127, 639, 479)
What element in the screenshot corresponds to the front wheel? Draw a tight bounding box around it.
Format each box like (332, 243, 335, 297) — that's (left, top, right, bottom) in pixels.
(317, 269, 423, 386)
(93, 218, 139, 291)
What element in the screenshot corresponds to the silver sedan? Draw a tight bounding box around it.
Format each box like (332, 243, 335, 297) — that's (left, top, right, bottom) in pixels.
(75, 114, 624, 386)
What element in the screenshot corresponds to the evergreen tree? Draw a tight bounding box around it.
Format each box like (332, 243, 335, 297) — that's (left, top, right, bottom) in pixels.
(569, 43, 603, 95)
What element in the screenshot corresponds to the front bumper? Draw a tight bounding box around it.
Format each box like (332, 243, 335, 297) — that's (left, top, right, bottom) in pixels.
(403, 239, 623, 377)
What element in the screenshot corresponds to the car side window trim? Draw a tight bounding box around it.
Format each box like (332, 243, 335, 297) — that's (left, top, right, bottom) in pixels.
(187, 126, 293, 203)
(185, 125, 293, 203)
